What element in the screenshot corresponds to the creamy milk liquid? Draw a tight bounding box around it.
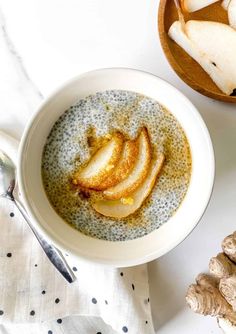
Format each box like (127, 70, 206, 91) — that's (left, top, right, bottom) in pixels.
(42, 90, 192, 241)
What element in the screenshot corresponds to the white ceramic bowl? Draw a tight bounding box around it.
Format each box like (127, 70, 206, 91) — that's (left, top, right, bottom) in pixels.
(18, 68, 215, 267)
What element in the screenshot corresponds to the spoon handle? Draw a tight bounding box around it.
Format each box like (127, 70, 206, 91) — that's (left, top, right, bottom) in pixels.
(14, 199, 76, 283)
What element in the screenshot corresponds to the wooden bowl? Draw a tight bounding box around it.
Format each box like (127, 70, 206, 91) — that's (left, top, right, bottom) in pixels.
(158, 0, 236, 103)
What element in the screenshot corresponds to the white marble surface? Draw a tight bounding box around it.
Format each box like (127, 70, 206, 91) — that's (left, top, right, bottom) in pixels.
(0, 0, 236, 332)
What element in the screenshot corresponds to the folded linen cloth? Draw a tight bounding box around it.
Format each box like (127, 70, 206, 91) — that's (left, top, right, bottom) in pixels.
(0, 10, 155, 334)
(0, 195, 154, 333)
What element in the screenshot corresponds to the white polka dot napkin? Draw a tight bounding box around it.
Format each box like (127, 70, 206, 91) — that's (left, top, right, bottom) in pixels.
(0, 132, 155, 334)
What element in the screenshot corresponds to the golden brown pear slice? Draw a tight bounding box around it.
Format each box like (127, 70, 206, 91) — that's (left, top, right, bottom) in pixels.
(74, 133, 123, 189)
(92, 153, 165, 218)
(93, 139, 138, 191)
(103, 127, 151, 200)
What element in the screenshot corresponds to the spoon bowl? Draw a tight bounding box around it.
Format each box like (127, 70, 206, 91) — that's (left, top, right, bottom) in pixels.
(0, 151, 16, 198)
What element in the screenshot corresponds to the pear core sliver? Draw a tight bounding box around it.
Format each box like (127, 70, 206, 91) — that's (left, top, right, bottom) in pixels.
(92, 153, 165, 219)
(168, 20, 236, 95)
(103, 127, 151, 200)
(74, 133, 123, 188)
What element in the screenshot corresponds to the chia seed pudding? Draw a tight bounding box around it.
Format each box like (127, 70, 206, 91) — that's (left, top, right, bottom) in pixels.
(41, 90, 192, 241)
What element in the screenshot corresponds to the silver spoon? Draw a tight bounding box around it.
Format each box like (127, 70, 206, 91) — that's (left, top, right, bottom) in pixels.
(0, 150, 76, 283)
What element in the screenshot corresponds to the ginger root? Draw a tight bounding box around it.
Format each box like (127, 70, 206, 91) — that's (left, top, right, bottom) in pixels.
(196, 273, 219, 289)
(186, 274, 236, 324)
(222, 232, 236, 263)
(220, 276, 236, 312)
(209, 253, 236, 279)
(186, 231, 236, 329)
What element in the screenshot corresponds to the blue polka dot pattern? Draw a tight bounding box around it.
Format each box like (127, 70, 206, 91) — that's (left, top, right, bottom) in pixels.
(92, 298, 97, 304)
(122, 326, 128, 333)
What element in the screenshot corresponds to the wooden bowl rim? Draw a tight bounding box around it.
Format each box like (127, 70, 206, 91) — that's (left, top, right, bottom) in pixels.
(158, 0, 236, 103)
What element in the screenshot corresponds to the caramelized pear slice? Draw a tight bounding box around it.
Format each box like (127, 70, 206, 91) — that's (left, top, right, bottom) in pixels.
(92, 153, 165, 218)
(103, 127, 151, 200)
(75, 133, 123, 189)
(94, 139, 138, 190)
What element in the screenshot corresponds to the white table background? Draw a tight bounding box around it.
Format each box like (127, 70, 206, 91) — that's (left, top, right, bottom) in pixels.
(1, 0, 236, 332)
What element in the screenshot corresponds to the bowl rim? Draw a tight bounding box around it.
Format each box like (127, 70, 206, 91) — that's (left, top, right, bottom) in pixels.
(18, 67, 215, 267)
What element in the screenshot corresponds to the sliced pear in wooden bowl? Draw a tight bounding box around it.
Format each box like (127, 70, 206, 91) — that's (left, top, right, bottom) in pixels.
(228, 0, 236, 29)
(222, 0, 232, 10)
(168, 20, 236, 96)
(158, 0, 236, 102)
(103, 127, 151, 200)
(92, 153, 165, 219)
(180, 0, 218, 13)
(94, 139, 138, 190)
(74, 132, 124, 189)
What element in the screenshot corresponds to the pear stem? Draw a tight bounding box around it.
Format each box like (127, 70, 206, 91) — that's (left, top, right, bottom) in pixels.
(174, 0, 186, 32)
